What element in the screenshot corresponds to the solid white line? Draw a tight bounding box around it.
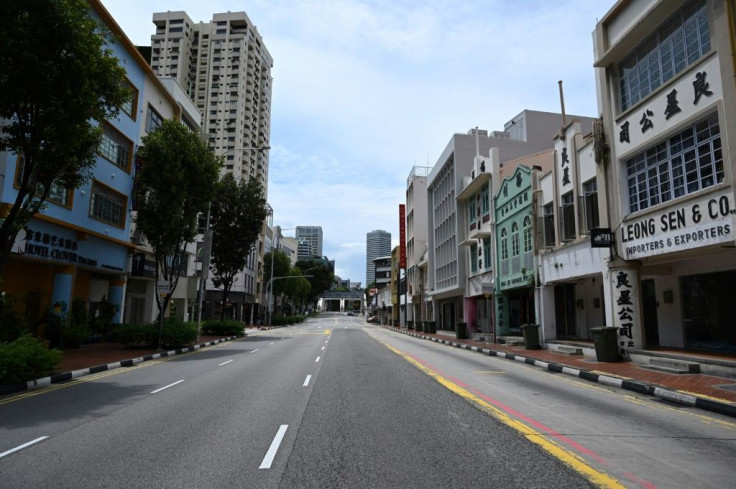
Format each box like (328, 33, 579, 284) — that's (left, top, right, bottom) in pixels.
(303, 375, 312, 386)
(259, 425, 288, 469)
(315, 356, 321, 362)
(219, 360, 233, 366)
(0, 436, 49, 459)
(251, 349, 260, 353)
(269, 342, 275, 345)
(321, 346, 325, 350)
(151, 379, 184, 394)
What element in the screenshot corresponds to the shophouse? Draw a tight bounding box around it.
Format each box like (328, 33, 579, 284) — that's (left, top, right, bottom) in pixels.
(536, 119, 606, 348)
(593, 0, 736, 358)
(445, 111, 588, 334)
(405, 166, 430, 328)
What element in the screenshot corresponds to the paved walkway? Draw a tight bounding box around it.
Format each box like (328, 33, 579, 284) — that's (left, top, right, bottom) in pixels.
(384, 326, 736, 418)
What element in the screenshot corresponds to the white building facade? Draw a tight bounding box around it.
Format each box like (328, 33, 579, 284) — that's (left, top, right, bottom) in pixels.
(594, 0, 736, 357)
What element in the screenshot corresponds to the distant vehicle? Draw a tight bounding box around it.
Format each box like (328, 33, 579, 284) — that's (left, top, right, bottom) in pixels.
(347, 311, 355, 316)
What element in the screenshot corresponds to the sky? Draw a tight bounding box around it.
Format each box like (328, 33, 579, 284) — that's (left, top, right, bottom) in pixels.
(100, 0, 614, 286)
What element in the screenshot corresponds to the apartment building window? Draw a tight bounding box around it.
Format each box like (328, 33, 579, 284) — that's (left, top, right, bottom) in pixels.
(627, 112, 722, 213)
(500, 228, 508, 260)
(560, 191, 575, 241)
(216, 29, 226, 35)
(483, 237, 491, 270)
(169, 27, 183, 33)
(543, 203, 555, 247)
(145, 105, 164, 134)
(169, 19, 183, 24)
(523, 216, 532, 252)
(90, 181, 126, 227)
(511, 222, 520, 256)
(468, 200, 476, 224)
(120, 78, 138, 120)
(98, 123, 132, 171)
(581, 178, 599, 234)
(618, 0, 710, 111)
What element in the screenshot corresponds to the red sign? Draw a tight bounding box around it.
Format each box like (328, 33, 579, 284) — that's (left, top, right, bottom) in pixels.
(399, 204, 406, 269)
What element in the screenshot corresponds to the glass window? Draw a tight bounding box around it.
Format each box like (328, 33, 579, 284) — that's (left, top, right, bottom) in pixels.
(561, 192, 575, 241)
(13, 155, 71, 206)
(98, 123, 132, 171)
(583, 178, 600, 232)
(511, 223, 520, 256)
(483, 237, 491, 270)
(618, 0, 709, 111)
(543, 203, 555, 247)
(468, 200, 476, 224)
(626, 113, 722, 213)
(481, 184, 490, 214)
(470, 243, 478, 273)
(120, 78, 138, 120)
(90, 181, 126, 227)
(523, 216, 532, 253)
(145, 105, 164, 134)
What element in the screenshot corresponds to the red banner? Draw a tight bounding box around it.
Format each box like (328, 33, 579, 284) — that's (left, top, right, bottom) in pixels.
(399, 204, 406, 269)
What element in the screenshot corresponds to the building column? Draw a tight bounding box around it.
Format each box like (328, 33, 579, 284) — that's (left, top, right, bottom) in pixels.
(108, 278, 126, 324)
(607, 260, 643, 358)
(51, 266, 76, 316)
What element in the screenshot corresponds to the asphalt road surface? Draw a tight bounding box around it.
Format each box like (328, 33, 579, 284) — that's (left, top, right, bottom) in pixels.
(1, 314, 734, 488)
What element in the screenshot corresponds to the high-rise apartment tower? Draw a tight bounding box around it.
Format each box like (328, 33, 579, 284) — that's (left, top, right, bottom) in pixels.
(149, 10, 273, 322)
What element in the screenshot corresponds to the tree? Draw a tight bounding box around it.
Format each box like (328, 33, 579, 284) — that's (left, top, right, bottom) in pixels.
(209, 174, 267, 320)
(282, 267, 310, 314)
(134, 120, 220, 325)
(263, 249, 291, 298)
(0, 0, 129, 282)
(296, 259, 333, 307)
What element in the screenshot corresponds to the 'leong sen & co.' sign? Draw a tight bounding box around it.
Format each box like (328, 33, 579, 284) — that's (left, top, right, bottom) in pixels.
(619, 189, 735, 259)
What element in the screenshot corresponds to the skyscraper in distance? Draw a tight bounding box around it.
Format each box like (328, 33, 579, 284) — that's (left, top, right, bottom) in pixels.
(366, 230, 391, 285)
(296, 226, 323, 260)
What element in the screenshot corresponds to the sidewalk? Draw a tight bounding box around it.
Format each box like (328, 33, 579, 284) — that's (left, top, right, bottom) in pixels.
(384, 326, 736, 419)
(0, 327, 271, 396)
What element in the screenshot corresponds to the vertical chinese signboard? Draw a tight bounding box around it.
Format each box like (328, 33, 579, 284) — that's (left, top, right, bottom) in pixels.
(399, 204, 406, 269)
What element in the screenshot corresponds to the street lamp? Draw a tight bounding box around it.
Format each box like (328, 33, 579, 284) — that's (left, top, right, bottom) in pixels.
(196, 145, 270, 337)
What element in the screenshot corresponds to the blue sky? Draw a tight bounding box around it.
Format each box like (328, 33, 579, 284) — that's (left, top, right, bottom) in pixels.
(101, 0, 613, 286)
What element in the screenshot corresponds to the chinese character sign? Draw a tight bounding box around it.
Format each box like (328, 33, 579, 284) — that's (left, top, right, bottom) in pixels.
(609, 266, 642, 356)
(399, 204, 406, 269)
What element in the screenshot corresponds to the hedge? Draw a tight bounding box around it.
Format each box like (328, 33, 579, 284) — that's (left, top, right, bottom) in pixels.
(112, 320, 199, 348)
(0, 333, 61, 385)
(200, 319, 245, 337)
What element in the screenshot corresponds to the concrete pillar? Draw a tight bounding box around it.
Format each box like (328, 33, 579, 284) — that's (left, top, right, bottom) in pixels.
(51, 266, 76, 316)
(109, 278, 126, 324)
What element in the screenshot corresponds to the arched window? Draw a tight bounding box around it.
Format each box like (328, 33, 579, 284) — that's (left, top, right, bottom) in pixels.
(511, 222, 519, 256)
(501, 228, 508, 260)
(523, 216, 532, 252)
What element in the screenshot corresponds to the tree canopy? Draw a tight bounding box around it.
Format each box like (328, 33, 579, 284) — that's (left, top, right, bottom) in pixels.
(209, 173, 267, 319)
(0, 0, 129, 280)
(296, 259, 333, 306)
(134, 119, 220, 317)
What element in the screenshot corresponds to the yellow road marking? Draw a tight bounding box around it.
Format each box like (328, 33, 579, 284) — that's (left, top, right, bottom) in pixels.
(380, 341, 625, 489)
(324, 329, 331, 335)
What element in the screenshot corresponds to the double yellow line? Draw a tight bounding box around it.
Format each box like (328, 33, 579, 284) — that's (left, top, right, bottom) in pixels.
(382, 342, 625, 488)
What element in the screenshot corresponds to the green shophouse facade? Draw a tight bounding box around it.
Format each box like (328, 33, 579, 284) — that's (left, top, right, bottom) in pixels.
(494, 166, 535, 336)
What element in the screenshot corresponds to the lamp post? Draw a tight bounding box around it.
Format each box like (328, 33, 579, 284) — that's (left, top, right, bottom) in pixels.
(196, 145, 270, 338)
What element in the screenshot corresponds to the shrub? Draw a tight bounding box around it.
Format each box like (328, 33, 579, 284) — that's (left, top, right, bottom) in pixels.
(161, 320, 198, 347)
(201, 319, 245, 337)
(271, 314, 307, 326)
(0, 333, 62, 385)
(0, 295, 28, 343)
(112, 323, 157, 348)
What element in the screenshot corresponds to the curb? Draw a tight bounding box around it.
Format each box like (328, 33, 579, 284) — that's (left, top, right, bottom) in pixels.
(387, 327, 736, 419)
(0, 336, 239, 397)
